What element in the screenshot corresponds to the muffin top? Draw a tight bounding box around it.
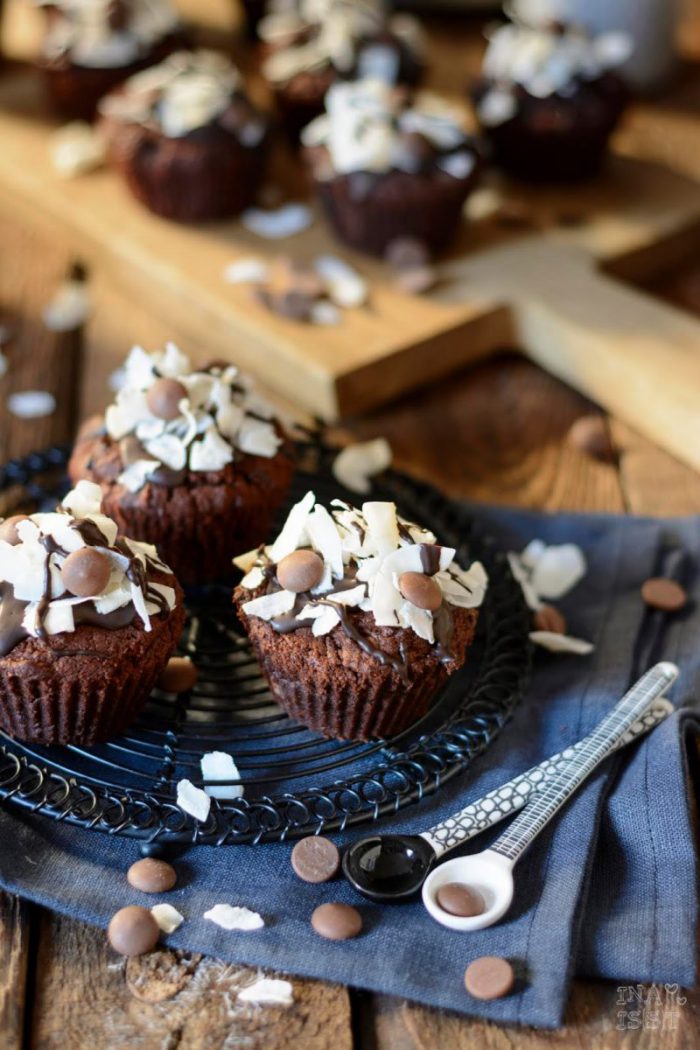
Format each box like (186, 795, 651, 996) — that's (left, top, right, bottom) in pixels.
(99, 50, 267, 142)
(0, 480, 178, 657)
(99, 342, 284, 493)
(235, 491, 487, 653)
(36, 0, 180, 69)
(260, 0, 424, 88)
(301, 78, 478, 180)
(476, 8, 632, 127)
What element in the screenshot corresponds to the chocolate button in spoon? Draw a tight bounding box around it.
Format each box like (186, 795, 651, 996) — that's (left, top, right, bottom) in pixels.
(436, 882, 484, 918)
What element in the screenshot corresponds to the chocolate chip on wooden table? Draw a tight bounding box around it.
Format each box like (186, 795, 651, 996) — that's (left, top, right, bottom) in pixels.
(464, 956, 515, 1000)
(108, 906, 160, 957)
(641, 577, 687, 612)
(398, 571, 443, 611)
(0, 515, 29, 545)
(311, 903, 363, 940)
(533, 604, 567, 635)
(277, 549, 325, 593)
(157, 656, 198, 693)
(127, 857, 178, 894)
(291, 835, 340, 883)
(567, 414, 616, 462)
(146, 377, 188, 421)
(61, 547, 111, 597)
(436, 882, 485, 917)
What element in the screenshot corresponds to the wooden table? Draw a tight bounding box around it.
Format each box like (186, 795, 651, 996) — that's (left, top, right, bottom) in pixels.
(2, 8, 700, 1049)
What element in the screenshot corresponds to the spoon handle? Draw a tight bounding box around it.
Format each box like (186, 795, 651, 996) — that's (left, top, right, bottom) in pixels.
(488, 662, 678, 865)
(420, 698, 671, 858)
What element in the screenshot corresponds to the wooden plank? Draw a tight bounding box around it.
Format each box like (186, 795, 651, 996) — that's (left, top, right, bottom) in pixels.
(0, 891, 32, 1050)
(30, 910, 353, 1050)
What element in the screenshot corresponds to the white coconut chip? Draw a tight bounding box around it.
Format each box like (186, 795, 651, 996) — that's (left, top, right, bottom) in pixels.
(242, 589, 296, 621)
(529, 631, 595, 655)
(117, 459, 161, 494)
(204, 904, 265, 931)
(189, 427, 234, 472)
(236, 417, 281, 459)
(310, 300, 342, 326)
(298, 603, 340, 636)
(362, 501, 399, 558)
(269, 491, 315, 562)
(42, 279, 90, 331)
(151, 904, 184, 934)
(241, 204, 313, 239)
(520, 540, 587, 600)
(332, 439, 392, 495)
(7, 391, 56, 420)
(61, 480, 103, 517)
(240, 565, 265, 590)
(223, 257, 269, 285)
(201, 751, 244, 800)
(49, 121, 105, 177)
(436, 150, 476, 179)
(143, 433, 187, 471)
(237, 977, 293, 1006)
(306, 504, 344, 579)
(314, 255, 368, 308)
(176, 779, 212, 823)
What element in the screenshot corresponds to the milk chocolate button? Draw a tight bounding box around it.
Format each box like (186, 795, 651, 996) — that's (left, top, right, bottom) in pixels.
(436, 882, 484, 918)
(291, 836, 340, 883)
(277, 550, 325, 593)
(567, 415, 616, 462)
(127, 857, 177, 894)
(0, 515, 29, 545)
(464, 956, 515, 1000)
(398, 571, 443, 612)
(157, 657, 198, 693)
(61, 547, 111, 597)
(311, 903, 362, 940)
(533, 604, 567, 635)
(147, 378, 187, 421)
(641, 577, 687, 612)
(108, 906, 160, 957)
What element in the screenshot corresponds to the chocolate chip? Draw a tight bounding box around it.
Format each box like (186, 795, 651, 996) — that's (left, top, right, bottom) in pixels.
(127, 858, 178, 894)
(533, 604, 567, 635)
(311, 903, 362, 941)
(108, 906, 160, 957)
(641, 577, 687, 613)
(0, 515, 29, 545)
(157, 657, 198, 694)
(277, 549, 325, 593)
(384, 236, 430, 271)
(398, 571, 443, 612)
(464, 956, 515, 1000)
(146, 378, 188, 421)
(392, 265, 438, 296)
(567, 415, 616, 462)
(61, 547, 111, 597)
(436, 882, 485, 917)
(291, 836, 340, 883)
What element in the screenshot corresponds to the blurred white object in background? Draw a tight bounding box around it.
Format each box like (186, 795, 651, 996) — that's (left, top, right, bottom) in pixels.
(511, 0, 680, 91)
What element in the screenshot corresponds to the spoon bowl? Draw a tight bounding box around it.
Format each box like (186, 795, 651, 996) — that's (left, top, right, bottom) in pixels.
(422, 850, 515, 931)
(342, 833, 437, 902)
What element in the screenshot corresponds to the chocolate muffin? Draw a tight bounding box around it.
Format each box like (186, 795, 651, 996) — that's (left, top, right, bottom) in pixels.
(98, 50, 270, 222)
(259, 0, 425, 141)
(0, 481, 184, 745)
(234, 492, 487, 740)
(34, 0, 185, 122)
(68, 342, 294, 586)
(302, 78, 481, 257)
(472, 15, 631, 183)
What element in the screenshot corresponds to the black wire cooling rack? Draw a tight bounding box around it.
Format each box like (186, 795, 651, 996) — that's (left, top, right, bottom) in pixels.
(0, 443, 532, 849)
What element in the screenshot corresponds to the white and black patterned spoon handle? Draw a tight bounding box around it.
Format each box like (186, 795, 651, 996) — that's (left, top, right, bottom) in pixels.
(487, 662, 678, 864)
(420, 698, 672, 858)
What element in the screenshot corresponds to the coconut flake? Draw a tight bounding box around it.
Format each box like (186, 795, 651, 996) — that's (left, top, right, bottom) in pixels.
(238, 977, 293, 1006)
(521, 541, 586, 600)
(241, 204, 313, 239)
(143, 433, 187, 471)
(7, 391, 56, 420)
(176, 779, 212, 823)
(529, 631, 594, 655)
(269, 491, 315, 562)
(204, 904, 265, 931)
(436, 150, 476, 179)
(42, 279, 90, 331)
(49, 121, 105, 177)
(61, 480, 103, 518)
(151, 904, 184, 934)
(242, 589, 296, 621)
(223, 257, 269, 284)
(332, 439, 392, 494)
(117, 459, 161, 494)
(306, 504, 344, 579)
(310, 300, 342, 326)
(236, 417, 281, 459)
(189, 427, 234, 472)
(201, 751, 244, 800)
(314, 255, 368, 308)
(362, 502, 399, 558)
(240, 566, 265, 590)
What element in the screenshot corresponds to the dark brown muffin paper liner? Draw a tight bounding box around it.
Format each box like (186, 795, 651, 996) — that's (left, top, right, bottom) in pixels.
(0, 602, 185, 746)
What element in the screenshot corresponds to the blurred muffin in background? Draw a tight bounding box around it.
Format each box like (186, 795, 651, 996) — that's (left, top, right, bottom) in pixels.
(259, 0, 425, 141)
(99, 50, 270, 221)
(302, 78, 481, 257)
(35, 0, 186, 121)
(472, 10, 631, 182)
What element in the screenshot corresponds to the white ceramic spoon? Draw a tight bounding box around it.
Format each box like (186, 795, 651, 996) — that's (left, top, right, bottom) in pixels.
(422, 661, 678, 931)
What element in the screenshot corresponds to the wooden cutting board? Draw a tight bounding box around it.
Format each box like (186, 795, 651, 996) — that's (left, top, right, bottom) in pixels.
(0, 54, 699, 467)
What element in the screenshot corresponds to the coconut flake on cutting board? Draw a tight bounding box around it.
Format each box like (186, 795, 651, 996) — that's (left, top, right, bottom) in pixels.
(237, 977, 294, 1006)
(204, 904, 265, 931)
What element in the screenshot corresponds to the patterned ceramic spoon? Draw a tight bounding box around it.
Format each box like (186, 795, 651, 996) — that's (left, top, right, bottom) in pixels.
(343, 664, 677, 903)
